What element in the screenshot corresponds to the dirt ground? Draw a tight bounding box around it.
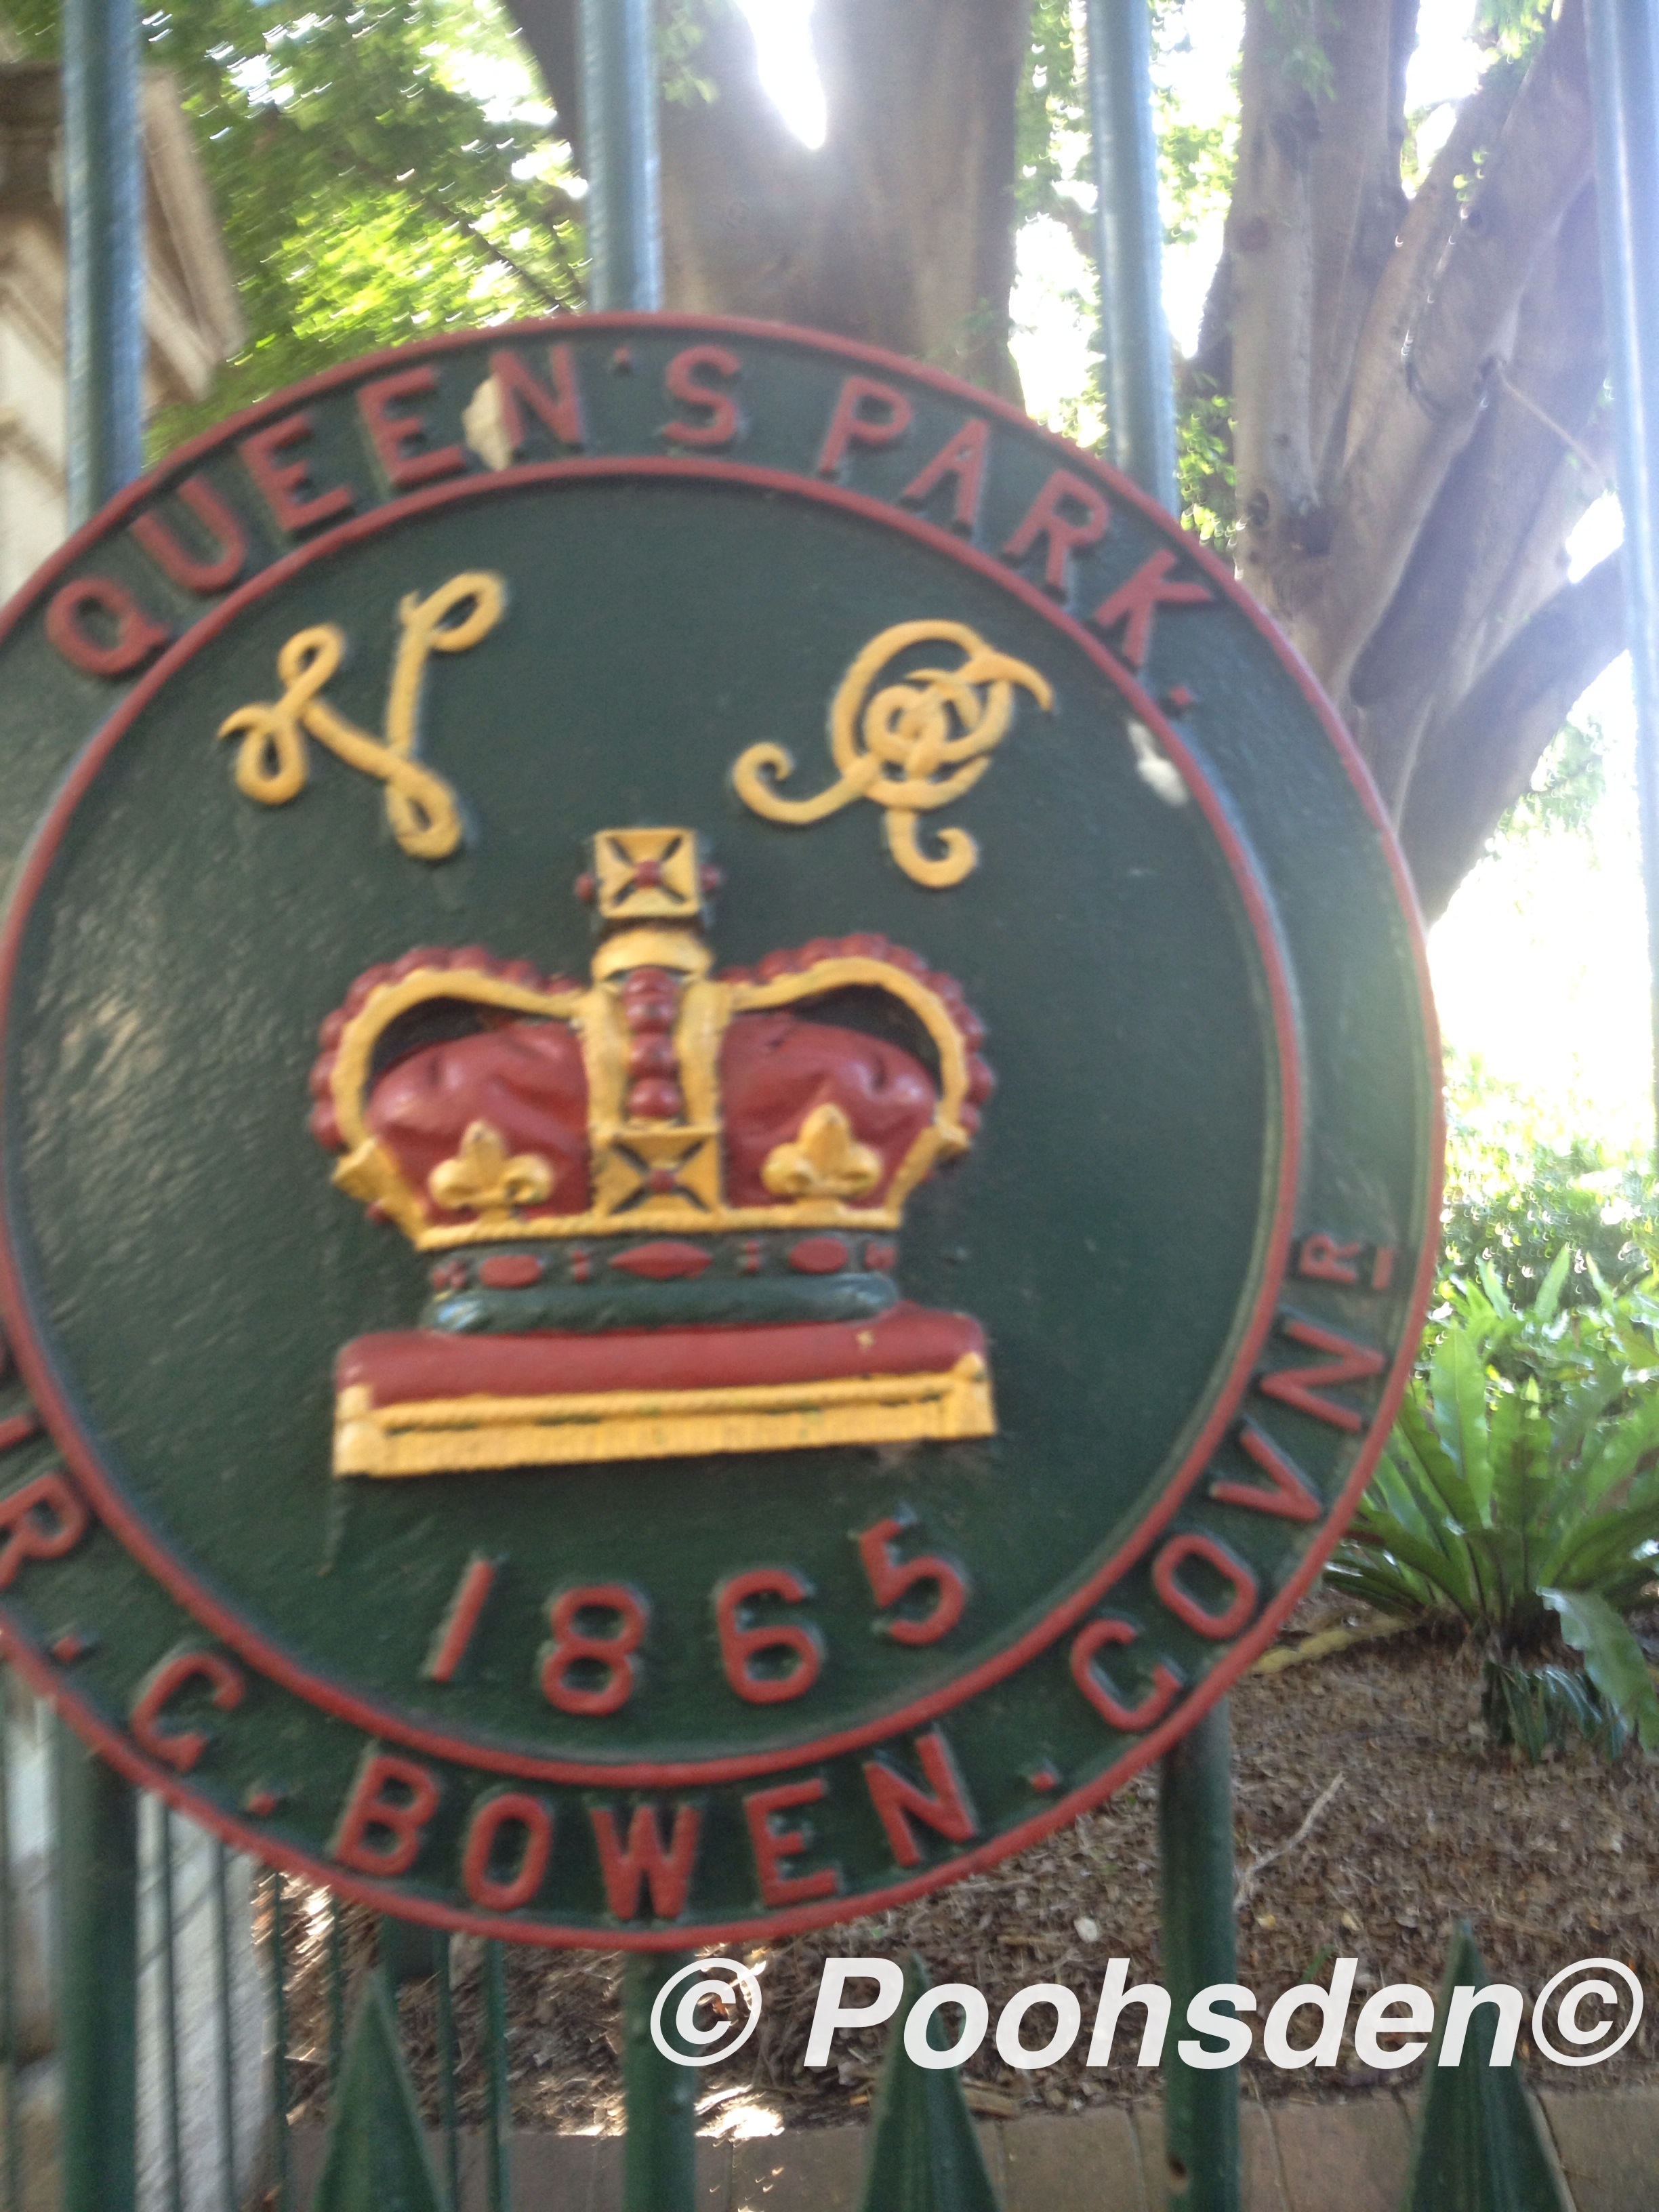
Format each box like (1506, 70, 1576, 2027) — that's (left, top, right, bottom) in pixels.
(285, 1601, 1659, 2135)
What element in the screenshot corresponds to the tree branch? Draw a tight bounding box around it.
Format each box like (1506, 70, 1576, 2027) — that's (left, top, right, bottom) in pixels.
(1292, 1, 1595, 696)
(1341, 63, 1515, 474)
(1399, 550, 1625, 920)
(1304, 0, 1409, 482)
(1185, 247, 1233, 397)
(1032, 180, 1095, 270)
(335, 134, 577, 311)
(808, 0, 1030, 393)
(1229, 0, 1320, 613)
(1347, 177, 1607, 805)
(499, 0, 579, 159)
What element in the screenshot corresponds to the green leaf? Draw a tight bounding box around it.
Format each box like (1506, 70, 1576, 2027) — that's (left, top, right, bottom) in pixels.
(1552, 1364, 1631, 1466)
(1324, 1554, 1440, 1616)
(1542, 1589, 1659, 1752)
(1430, 1326, 1494, 1521)
(1340, 1519, 1481, 1623)
(1547, 1500, 1659, 1592)
(1534, 1243, 1575, 1326)
(1577, 1389, 1659, 1509)
(1406, 1920, 1582, 2208)
(1488, 1388, 1552, 1532)
(1392, 1394, 1486, 1538)
(1365, 1427, 1456, 1548)
(1475, 1257, 1513, 1320)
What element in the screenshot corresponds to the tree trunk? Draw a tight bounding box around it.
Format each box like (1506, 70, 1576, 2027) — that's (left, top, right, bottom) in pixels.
(1222, 0, 1619, 914)
(508, 0, 1030, 400)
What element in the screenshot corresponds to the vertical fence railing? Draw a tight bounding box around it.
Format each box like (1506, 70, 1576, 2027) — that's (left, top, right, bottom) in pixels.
(41, 2, 1632, 2209)
(1086, 0, 1178, 511)
(268, 1876, 293, 2212)
(56, 1737, 139, 2212)
(58, 0, 145, 2193)
(155, 1809, 184, 2212)
(62, 0, 145, 523)
(573, 9, 707, 2209)
(431, 1931, 461, 2212)
(0, 1688, 16, 2212)
(578, 0, 662, 316)
(1586, 0, 1659, 1156)
(1086, 4, 1242, 2207)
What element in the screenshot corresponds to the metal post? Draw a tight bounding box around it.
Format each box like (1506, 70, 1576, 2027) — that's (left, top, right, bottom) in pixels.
(54, 1729, 138, 2212)
(56, 3, 147, 2194)
(0, 1689, 20, 2212)
(1585, 0, 1659, 1153)
(57, 3, 146, 2169)
(621, 1952, 696, 2212)
(268, 1875, 293, 2212)
(157, 1810, 185, 2212)
(483, 1940, 512, 2212)
(1158, 1707, 1240, 2211)
(580, 0, 663, 312)
(432, 1933, 462, 2212)
(62, 0, 146, 521)
(1085, 0, 1179, 508)
(1086, 7, 1241, 2205)
(580, 0, 682, 2180)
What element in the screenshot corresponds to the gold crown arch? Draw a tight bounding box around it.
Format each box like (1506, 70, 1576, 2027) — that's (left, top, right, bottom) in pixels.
(325, 828, 985, 1251)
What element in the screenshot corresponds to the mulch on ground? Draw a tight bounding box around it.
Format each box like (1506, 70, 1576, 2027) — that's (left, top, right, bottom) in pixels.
(283, 1601, 1659, 2135)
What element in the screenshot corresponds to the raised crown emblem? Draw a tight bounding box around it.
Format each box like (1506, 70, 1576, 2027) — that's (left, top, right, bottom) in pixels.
(312, 829, 996, 1475)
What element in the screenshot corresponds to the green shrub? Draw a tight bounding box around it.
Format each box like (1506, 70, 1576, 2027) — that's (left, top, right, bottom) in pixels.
(1327, 1252, 1659, 1756)
(1440, 1054, 1656, 1307)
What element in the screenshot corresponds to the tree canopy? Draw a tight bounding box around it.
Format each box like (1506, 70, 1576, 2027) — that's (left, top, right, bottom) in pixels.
(5, 0, 586, 430)
(3, 0, 1623, 918)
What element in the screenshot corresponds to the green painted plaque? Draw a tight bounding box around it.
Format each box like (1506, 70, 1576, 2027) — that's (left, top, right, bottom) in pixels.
(0, 317, 1438, 1943)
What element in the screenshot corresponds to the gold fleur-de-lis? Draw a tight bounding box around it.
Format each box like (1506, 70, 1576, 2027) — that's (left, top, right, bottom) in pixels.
(429, 1121, 554, 1224)
(732, 619, 1052, 886)
(761, 1103, 884, 1202)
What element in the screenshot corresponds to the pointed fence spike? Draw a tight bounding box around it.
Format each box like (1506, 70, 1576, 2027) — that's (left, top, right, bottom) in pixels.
(1401, 1922, 1570, 2212)
(856, 1954, 1002, 2212)
(312, 1971, 445, 2212)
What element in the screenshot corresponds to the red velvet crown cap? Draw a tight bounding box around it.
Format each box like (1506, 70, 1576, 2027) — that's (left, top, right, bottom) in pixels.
(365, 1010, 939, 1221)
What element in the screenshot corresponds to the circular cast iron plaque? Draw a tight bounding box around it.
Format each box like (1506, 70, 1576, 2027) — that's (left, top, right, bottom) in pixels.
(0, 317, 1439, 1944)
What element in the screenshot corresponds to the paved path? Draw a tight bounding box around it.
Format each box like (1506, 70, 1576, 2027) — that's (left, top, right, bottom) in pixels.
(287, 2087, 1659, 2209)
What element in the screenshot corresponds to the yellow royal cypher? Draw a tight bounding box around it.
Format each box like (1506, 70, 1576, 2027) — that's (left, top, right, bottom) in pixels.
(732, 618, 1052, 886)
(216, 571, 505, 859)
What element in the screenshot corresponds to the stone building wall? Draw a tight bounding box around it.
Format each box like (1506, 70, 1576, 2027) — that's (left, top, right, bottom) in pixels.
(0, 50, 243, 595)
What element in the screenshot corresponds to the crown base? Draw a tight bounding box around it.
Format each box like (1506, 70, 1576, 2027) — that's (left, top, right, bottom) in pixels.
(427, 1271, 898, 1335)
(422, 1229, 903, 1335)
(332, 1305, 993, 1475)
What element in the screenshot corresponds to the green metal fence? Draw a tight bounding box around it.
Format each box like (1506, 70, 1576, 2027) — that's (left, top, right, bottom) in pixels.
(26, 1, 1659, 2207)
(1, 1662, 1585, 2212)
(0, 1664, 524, 2212)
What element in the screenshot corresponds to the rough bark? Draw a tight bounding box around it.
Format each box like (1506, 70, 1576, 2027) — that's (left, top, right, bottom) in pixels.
(1348, 182, 1610, 810)
(508, 0, 1029, 397)
(1402, 552, 1625, 919)
(502, 0, 1626, 918)
(1223, 0, 1620, 917)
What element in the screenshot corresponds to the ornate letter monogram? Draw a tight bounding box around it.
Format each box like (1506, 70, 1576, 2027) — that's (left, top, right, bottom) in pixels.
(217, 571, 505, 859)
(732, 619, 1052, 886)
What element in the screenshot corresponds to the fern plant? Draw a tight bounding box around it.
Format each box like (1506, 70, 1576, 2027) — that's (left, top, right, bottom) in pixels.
(1327, 1248, 1659, 1755)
